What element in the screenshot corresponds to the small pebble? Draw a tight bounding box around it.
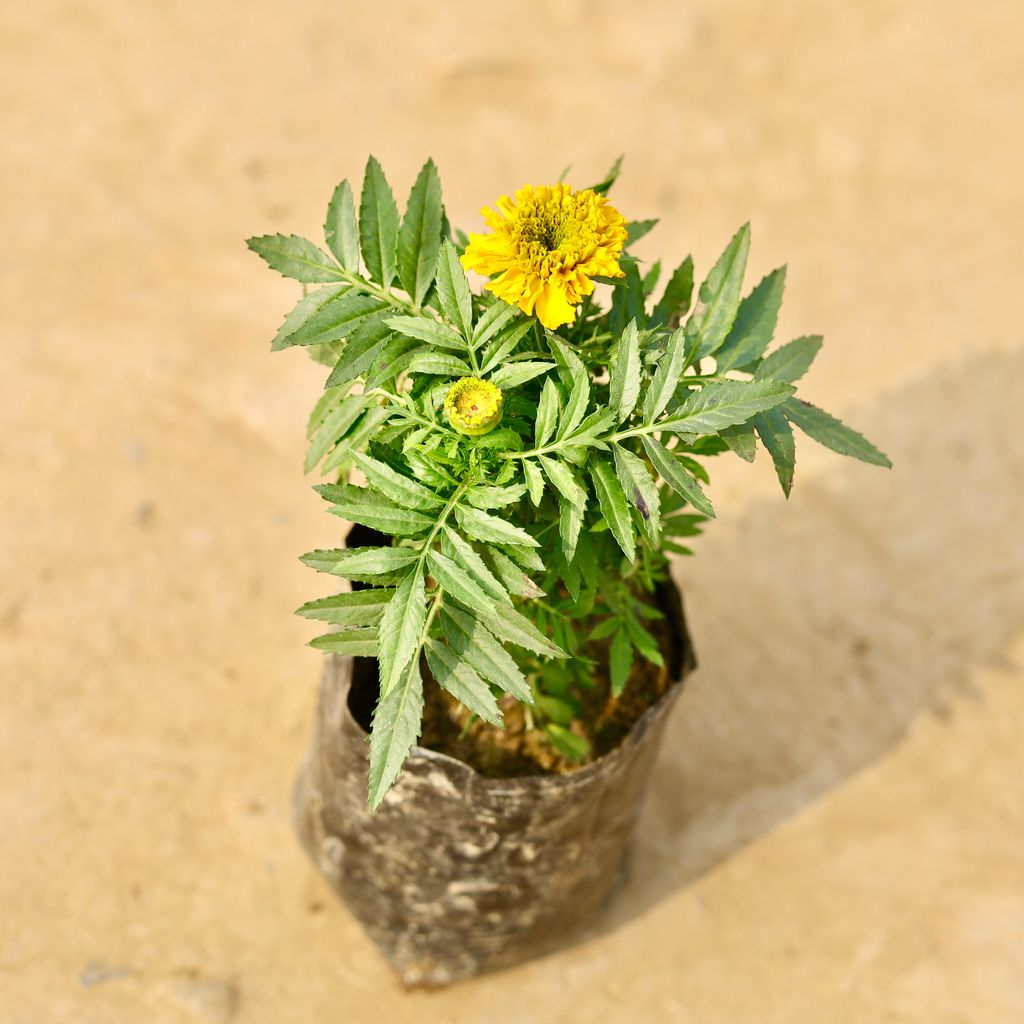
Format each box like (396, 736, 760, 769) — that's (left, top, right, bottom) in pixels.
(80, 961, 133, 987)
(170, 974, 240, 1023)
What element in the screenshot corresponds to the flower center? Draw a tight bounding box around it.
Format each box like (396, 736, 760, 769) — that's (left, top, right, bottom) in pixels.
(520, 212, 564, 251)
(508, 191, 600, 279)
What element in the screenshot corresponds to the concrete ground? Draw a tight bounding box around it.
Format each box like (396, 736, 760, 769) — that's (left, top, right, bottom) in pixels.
(2, 1, 1022, 1021)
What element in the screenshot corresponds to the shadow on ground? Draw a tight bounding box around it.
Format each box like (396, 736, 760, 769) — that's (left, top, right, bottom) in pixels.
(601, 347, 1024, 930)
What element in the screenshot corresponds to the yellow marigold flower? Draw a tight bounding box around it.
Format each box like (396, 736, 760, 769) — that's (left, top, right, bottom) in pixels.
(460, 184, 627, 331)
(444, 377, 504, 436)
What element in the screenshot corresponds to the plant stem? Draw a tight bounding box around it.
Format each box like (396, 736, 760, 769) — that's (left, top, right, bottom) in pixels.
(335, 269, 418, 315)
(416, 477, 474, 570)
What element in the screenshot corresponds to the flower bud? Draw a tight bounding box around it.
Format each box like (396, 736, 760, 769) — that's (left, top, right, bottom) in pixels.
(444, 377, 504, 436)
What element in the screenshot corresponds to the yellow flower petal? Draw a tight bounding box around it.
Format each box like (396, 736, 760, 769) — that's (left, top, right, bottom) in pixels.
(534, 279, 576, 330)
(460, 183, 627, 331)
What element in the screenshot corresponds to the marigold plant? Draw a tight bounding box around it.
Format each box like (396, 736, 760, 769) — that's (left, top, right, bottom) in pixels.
(249, 156, 890, 809)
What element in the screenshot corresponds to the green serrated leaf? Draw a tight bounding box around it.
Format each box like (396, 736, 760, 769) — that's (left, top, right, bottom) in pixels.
(662, 512, 707, 538)
(612, 444, 661, 541)
(441, 526, 510, 604)
(642, 261, 663, 297)
(309, 628, 378, 657)
(643, 326, 686, 422)
(305, 394, 371, 473)
(316, 483, 433, 535)
(497, 544, 546, 573)
(720, 421, 757, 462)
(677, 454, 710, 485)
(426, 549, 496, 614)
(465, 484, 527, 510)
(608, 261, 642, 320)
(589, 154, 624, 196)
(481, 319, 535, 373)
(246, 234, 344, 284)
(300, 546, 418, 580)
(662, 379, 794, 435)
(485, 546, 545, 600)
(783, 399, 891, 467)
(385, 314, 467, 352)
(640, 436, 715, 517)
(377, 571, 427, 698)
(568, 407, 616, 445)
(523, 459, 545, 506)
(321, 405, 392, 473)
(440, 605, 532, 702)
(435, 239, 473, 339)
(544, 331, 588, 392)
(324, 180, 360, 272)
(351, 451, 445, 510)
(471, 427, 522, 452)
(626, 219, 658, 246)
(367, 659, 424, 809)
(754, 407, 796, 497)
(295, 588, 393, 626)
(715, 266, 786, 372)
(324, 317, 393, 388)
(534, 377, 561, 449)
(609, 626, 633, 696)
(406, 352, 473, 377)
(539, 456, 586, 507)
(425, 639, 503, 726)
(359, 156, 400, 290)
(490, 360, 556, 390)
(754, 335, 824, 383)
(625, 616, 664, 665)
(652, 255, 694, 327)
(590, 457, 636, 561)
(358, 334, 419, 391)
(557, 370, 591, 441)
(559, 495, 583, 563)
(272, 285, 350, 352)
(479, 602, 565, 659)
(685, 223, 751, 358)
(397, 158, 443, 306)
(455, 505, 538, 548)
(608, 318, 642, 423)
(275, 291, 388, 350)
(473, 302, 518, 347)
(545, 723, 590, 762)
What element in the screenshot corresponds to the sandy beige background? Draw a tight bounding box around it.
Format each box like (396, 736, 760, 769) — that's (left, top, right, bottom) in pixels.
(3, 1, 1023, 1021)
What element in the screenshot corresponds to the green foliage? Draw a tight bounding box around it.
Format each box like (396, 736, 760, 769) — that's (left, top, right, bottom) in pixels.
(714, 266, 786, 372)
(783, 399, 892, 467)
(246, 234, 345, 283)
(249, 158, 890, 809)
(435, 240, 474, 340)
(358, 156, 400, 290)
(397, 159, 443, 306)
(754, 407, 796, 497)
(608, 319, 642, 423)
(754, 335, 823, 383)
(686, 222, 750, 358)
(652, 256, 694, 327)
(324, 180, 360, 272)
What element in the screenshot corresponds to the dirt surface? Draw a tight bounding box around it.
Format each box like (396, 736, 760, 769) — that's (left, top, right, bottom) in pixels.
(3, 2, 1023, 1022)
